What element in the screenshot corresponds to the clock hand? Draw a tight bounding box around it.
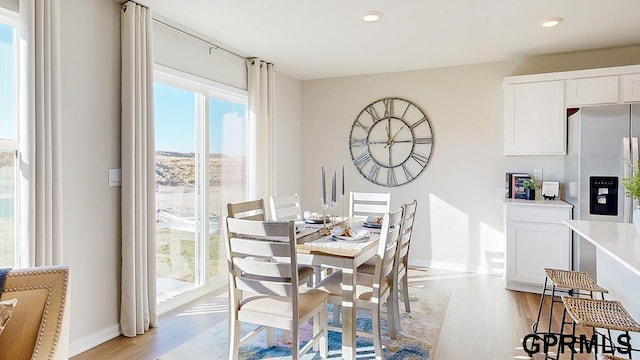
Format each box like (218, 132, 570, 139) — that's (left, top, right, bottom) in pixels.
(384, 124, 406, 149)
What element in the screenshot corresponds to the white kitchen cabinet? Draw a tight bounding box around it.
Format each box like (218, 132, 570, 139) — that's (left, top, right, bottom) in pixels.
(504, 81, 566, 155)
(504, 199, 572, 293)
(622, 73, 640, 102)
(565, 76, 619, 106)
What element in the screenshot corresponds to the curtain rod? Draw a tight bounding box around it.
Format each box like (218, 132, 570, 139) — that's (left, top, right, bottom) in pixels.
(152, 18, 248, 61)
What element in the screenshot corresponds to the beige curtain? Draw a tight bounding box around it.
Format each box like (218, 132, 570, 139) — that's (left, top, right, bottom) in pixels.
(120, 1, 157, 337)
(247, 59, 275, 201)
(18, 0, 63, 267)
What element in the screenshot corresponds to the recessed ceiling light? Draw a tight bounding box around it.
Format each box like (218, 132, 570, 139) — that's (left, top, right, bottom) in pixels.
(539, 17, 563, 28)
(362, 11, 383, 22)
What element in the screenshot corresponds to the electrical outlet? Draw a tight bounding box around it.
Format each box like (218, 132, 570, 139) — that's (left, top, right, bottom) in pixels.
(533, 168, 543, 180)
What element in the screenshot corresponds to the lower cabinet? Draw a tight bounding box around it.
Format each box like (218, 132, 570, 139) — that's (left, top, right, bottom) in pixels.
(504, 200, 572, 293)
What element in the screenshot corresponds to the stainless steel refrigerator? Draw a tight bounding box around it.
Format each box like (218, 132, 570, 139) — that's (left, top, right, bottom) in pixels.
(564, 104, 640, 278)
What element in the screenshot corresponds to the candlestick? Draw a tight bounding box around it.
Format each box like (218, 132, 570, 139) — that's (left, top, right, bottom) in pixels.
(332, 171, 336, 203)
(321, 166, 326, 206)
(341, 165, 345, 196)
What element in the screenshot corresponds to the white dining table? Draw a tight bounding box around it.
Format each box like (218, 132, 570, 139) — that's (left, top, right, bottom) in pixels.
(296, 218, 380, 360)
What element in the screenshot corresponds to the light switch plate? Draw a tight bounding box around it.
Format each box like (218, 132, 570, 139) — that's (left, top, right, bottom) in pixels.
(109, 168, 121, 187)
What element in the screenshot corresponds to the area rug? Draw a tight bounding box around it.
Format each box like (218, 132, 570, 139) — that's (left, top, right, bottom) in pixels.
(158, 287, 449, 359)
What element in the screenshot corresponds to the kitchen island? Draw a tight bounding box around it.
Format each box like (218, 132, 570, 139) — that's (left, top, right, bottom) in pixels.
(564, 220, 640, 347)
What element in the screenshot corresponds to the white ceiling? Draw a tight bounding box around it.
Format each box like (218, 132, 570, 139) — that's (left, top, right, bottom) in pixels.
(140, 0, 640, 80)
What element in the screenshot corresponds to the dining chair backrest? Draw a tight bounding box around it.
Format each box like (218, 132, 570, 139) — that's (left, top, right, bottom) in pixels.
(227, 199, 266, 220)
(269, 193, 303, 221)
(349, 191, 391, 218)
(224, 217, 299, 299)
(397, 200, 417, 270)
(374, 207, 404, 290)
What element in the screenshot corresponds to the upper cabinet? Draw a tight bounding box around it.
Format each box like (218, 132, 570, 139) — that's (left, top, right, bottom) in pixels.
(622, 73, 640, 103)
(504, 81, 566, 155)
(504, 64, 640, 156)
(566, 76, 619, 106)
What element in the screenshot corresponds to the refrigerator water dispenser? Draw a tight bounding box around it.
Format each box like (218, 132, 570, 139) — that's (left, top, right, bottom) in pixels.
(589, 176, 618, 216)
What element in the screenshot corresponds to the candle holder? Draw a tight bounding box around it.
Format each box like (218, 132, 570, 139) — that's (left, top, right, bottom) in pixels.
(321, 202, 330, 236)
(330, 201, 337, 227)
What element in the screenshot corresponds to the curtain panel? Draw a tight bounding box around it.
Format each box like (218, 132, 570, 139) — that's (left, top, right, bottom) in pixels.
(120, 0, 157, 337)
(18, 0, 63, 267)
(247, 59, 275, 202)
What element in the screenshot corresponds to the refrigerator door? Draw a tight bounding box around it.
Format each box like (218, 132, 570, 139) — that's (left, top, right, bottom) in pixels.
(578, 105, 630, 223)
(632, 104, 640, 210)
(570, 105, 631, 278)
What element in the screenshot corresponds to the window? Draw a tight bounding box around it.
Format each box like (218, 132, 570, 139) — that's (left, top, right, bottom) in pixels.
(154, 65, 251, 306)
(0, 10, 19, 267)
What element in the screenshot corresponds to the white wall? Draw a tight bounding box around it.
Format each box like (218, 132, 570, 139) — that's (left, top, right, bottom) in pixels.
(300, 47, 640, 274)
(272, 71, 302, 198)
(60, 0, 122, 354)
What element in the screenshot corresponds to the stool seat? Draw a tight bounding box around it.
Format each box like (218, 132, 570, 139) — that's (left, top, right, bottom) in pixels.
(544, 268, 609, 293)
(562, 297, 640, 332)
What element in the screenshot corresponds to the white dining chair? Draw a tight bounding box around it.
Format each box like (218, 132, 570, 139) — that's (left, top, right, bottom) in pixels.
(227, 199, 315, 285)
(269, 193, 303, 221)
(349, 191, 391, 218)
(394, 199, 417, 328)
(317, 208, 404, 359)
(223, 217, 329, 360)
(227, 199, 268, 220)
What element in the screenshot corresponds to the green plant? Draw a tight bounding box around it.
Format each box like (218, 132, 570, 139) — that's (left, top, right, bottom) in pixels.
(522, 178, 539, 190)
(622, 161, 640, 199)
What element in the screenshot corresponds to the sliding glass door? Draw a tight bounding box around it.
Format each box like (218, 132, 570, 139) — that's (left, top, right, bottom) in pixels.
(154, 66, 250, 305)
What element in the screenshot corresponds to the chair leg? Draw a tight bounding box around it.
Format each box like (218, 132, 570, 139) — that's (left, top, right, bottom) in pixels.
(387, 294, 397, 340)
(402, 271, 411, 313)
(372, 302, 384, 360)
(267, 327, 276, 346)
(320, 303, 328, 359)
(291, 326, 300, 360)
(229, 319, 240, 360)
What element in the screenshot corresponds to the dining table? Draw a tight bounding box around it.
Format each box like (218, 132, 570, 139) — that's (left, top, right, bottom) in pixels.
(295, 217, 381, 360)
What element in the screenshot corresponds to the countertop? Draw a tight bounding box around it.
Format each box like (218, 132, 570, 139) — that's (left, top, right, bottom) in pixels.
(564, 219, 640, 277)
(503, 198, 573, 208)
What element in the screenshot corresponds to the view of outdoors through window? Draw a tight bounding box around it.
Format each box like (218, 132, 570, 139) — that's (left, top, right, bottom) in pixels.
(154, 78, 248, 304)
(0, 20, 18, 267)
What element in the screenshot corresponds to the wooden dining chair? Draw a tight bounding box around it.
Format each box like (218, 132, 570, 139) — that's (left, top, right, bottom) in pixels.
(269, 193, 303, 221)
(227, 199, 315, 285)
(227, 199, 267, 220)
(357, 199, 417, 333)
(223, 217, 329, 360)
(394, 199, 417, 329)
(317, 208, 404, 359)
(349, 191, 391, 218)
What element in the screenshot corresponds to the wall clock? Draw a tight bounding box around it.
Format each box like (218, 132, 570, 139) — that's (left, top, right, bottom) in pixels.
(349, 97, 434, 187)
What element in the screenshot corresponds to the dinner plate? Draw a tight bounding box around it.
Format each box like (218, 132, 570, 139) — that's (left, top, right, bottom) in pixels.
(331, 234, 370, 242)
(363, 222, 382, 229)
(304, 218, 329, 224)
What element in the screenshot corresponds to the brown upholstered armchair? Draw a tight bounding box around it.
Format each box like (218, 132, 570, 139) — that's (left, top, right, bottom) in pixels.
(0, 265, 70, 360)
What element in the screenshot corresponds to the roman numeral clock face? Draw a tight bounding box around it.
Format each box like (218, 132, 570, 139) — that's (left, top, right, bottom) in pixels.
(349, 97, 434, 187)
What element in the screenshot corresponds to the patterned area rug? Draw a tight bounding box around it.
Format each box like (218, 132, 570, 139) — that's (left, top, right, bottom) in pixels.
(158, 287, 449, 360)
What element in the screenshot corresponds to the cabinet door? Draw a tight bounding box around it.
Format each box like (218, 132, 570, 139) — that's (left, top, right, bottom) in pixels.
(506, 221, 571, 286)
(622, 73, 640, 103)
(504, 81, 565, 155)
(565, 76, 619, 106)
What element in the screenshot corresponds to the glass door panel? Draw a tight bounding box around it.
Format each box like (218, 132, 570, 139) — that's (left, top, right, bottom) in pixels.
(208, 97, 248, 280)
(154, 83, 197, 303)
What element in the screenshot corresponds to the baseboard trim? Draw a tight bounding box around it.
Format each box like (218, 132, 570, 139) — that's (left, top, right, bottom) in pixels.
(69, 324, 120, 357)
(410, 259, 504, 277)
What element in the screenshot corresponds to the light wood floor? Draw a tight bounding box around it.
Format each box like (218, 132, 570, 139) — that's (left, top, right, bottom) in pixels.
(71, 268, 599, 360)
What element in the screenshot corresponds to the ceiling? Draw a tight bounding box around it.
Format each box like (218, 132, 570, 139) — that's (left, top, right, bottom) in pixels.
(139, 0, 640, 80)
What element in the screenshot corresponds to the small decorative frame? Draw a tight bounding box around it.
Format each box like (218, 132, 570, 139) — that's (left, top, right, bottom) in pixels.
(541, 181, 560, 200)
